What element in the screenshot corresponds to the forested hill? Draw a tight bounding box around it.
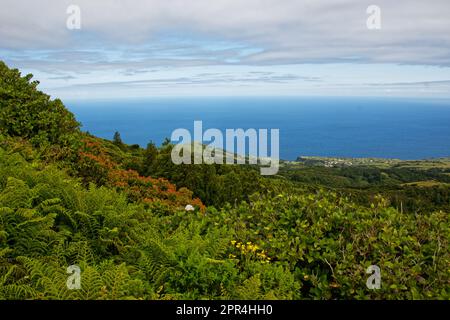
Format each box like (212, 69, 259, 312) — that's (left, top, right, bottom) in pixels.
(0, 61, 448, 300)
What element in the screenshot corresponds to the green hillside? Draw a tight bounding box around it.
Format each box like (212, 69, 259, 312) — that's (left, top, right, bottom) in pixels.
(0, 61, 448, 300)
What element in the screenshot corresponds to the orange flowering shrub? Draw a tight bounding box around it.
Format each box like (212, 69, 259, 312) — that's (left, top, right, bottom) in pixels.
(77, 137, 205, 212)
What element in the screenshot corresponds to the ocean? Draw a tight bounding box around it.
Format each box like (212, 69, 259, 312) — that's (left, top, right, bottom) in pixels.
(66, 97, 450, 160)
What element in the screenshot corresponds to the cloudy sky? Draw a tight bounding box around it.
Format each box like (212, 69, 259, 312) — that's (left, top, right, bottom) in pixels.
(1, 0, 450, 99)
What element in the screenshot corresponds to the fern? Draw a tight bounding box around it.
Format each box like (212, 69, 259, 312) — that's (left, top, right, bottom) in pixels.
(234, 274, 262, 299)
(0, 177, 33, 209)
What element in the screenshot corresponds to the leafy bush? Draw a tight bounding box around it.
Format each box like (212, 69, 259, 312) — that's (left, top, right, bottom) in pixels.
(0, 61, 448, 300)
(0, 61, 79, 148)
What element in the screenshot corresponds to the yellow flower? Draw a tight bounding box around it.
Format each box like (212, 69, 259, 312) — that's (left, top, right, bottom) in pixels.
(230, 240, 236, 246)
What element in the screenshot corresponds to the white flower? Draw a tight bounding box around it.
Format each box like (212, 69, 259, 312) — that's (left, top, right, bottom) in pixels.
(185, 204, 195, 211)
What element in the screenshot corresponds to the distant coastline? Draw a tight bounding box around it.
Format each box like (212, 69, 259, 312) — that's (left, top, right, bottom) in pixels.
(68, 96, 450, 161)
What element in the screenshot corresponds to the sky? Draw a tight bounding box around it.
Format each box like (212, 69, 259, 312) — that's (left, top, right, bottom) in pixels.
(1, 0, 450, 99)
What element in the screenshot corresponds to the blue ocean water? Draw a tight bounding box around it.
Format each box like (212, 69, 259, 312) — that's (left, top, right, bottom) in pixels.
(66, 97, 450, 160)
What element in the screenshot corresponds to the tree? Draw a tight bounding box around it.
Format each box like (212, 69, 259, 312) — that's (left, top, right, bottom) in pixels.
(113, 131, 123, 146)
(141, 141, 159, 176)
(0, 61, 80, 147)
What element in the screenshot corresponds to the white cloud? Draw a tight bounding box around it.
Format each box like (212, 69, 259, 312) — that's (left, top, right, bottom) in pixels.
(2, 0, 450, 65)
(1, 0, 450, 98)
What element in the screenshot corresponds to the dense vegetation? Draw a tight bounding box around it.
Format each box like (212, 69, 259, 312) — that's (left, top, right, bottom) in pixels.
(0, 61, 448, 299)
(279, 159, 450, 213)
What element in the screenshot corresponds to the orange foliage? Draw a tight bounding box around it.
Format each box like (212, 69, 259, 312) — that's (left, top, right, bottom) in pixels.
(78, 137, 205, 212)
